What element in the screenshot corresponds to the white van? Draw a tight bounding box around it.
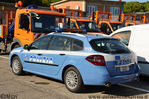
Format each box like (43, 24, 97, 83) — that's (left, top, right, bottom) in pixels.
(110, 24, 149, 76)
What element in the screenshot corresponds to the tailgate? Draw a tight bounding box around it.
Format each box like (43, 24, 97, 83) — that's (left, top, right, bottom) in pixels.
(105, 53, 138, 77)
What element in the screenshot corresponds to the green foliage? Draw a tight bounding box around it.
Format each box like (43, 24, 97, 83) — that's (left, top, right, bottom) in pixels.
(42, 0, 50, 6)
(144, 2, 149, 12)
(124, 2, 149, 13)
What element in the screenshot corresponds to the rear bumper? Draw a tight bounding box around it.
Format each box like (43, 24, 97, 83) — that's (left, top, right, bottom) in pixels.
(109, 73, 139, 85)
(83, 73, 139, 85)
(79, 61, 140, 86)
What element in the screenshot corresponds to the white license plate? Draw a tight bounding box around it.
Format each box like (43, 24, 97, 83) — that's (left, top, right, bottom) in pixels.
(116, 59, 132, 65)
(120, 66, 129, 72)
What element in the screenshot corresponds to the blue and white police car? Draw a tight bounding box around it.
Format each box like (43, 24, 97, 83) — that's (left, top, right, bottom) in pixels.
(9, 33, 140, 92)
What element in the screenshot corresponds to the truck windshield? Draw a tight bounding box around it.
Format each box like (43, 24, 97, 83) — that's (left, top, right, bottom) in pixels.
(90, 38, 130, 54)
(77, 21, 101, 32)
(110, 23, 123, 31)
(31, 14, 66, 33)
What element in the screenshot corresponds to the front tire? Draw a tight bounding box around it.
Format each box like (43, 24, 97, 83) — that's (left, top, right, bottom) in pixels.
(64, 67, 84, 93)
(12, 56, 23, 75)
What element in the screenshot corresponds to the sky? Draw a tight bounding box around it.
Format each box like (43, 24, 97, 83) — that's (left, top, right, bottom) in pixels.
(111, 0, 149, 2)
(122, 0, 149, 2)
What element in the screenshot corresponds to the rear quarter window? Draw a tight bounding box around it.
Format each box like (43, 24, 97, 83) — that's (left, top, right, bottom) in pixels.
(72, 39, 83, 51)
(90, 38, 131, 54)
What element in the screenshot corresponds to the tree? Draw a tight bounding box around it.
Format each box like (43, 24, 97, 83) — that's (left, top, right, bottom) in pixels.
(42, 0, 50, 6)
(124, 2, 144, 13)
(144, 2, 149, 12)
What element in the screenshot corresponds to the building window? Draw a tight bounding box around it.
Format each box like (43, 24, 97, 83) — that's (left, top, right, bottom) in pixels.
(110, 6, 120, 20)
(87, 5, 97, 16)
(98, 5, 104, 12)
(110, 7, 120, 15)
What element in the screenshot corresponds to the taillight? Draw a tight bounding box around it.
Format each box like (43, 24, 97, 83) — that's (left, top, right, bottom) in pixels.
(86, 55, 106, 66)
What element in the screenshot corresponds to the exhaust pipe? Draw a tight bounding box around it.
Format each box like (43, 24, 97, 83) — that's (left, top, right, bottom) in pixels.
(137, 76, 140, 82)
(105, 82, 111, 87)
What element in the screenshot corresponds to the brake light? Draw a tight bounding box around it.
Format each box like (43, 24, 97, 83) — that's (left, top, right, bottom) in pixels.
(86, 55, 106, 66)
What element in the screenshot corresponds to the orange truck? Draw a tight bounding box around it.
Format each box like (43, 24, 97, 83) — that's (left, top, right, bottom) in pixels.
(93, 11, 123, 35)
(0, 4, 66, 52)
(135, 14, 149, 24)
(119, 13, 149, 26)
(120, 14, 136, 26)
(58, 8, 103, 35)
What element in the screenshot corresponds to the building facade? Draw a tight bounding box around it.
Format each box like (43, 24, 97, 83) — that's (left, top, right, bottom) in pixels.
(52, 0, 125, 19)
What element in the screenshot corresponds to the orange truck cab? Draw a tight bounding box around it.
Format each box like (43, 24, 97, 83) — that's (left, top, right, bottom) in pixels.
(98, 20, 122, 35)
(125, 22, 135, 26)
(58, 8, 104, 35)
(93, 11, 123, 35)
(0, 5, 66, 52)
(68, 18, 103, 35)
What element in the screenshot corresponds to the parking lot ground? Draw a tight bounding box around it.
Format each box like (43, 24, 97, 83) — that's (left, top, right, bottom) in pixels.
(0, 54, 149, 99)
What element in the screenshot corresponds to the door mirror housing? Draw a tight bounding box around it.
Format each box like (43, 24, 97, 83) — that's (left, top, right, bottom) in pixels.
(23, 44, 30, 50)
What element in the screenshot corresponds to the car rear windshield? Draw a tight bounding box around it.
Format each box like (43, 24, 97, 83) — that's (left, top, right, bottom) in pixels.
(90, 38, 131, 54)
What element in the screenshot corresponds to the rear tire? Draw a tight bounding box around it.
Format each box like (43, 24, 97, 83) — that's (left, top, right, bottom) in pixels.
(64, 67, 84, 93)
(12, 56, 23, 75)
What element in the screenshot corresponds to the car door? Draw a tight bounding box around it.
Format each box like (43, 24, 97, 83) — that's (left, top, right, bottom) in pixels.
(15, 13, 32, 45)
(111, 30, 131, 46)
(22, 36, 52, 74)
(41, 35, 71, 75)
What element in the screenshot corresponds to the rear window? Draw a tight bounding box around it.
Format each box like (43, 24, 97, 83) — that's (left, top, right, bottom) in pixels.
(90, 39, 131, 54)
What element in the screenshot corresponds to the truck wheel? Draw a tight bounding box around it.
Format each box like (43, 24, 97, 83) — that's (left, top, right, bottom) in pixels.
(64, 67, 84, 93)
(12, 56, 23, 75)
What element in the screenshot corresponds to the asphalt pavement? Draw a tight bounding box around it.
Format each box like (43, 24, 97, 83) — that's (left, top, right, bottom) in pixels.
(0, 54, 149, 99)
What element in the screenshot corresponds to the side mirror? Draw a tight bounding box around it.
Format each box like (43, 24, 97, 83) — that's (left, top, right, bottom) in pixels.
(23, 44, 30, 50)
(30, 11, 40, 19)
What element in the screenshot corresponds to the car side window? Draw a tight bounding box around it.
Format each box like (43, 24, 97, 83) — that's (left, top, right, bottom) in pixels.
(72, 39, 83, 51)
(30, 36, 51, 50)
(112, 30, 131, 46)
(48, 36, 71, 51)
(19, 14, 29, 30)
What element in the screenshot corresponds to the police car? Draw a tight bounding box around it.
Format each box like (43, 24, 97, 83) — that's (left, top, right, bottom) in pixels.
(9, 33, 139, 92)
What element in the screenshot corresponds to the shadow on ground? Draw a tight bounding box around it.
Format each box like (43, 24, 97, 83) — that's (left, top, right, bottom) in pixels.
(21, 73, 149, 96)
(0, 53, 9, 55)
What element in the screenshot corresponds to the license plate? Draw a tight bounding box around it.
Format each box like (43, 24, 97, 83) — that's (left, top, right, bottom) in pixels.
(116, 59, 132, 65)
(120, 66, 129, 72)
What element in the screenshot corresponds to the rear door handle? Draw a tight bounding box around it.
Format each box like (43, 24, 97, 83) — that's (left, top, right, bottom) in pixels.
(59, 54, 65, 56)
(37, 54, 42, 56)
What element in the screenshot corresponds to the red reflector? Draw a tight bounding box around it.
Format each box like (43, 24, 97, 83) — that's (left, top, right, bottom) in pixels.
(86, 55, 106, 66)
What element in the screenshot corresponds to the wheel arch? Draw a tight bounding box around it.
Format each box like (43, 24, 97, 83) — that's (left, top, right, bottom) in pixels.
(62, 65, 83, 82)
(11, 42, 20, 50)
(11, 38, 23, 50)
(10, 54, 19, 67)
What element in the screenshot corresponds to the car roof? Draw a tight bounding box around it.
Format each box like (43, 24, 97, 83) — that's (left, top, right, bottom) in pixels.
(110, 24, 149, 36)
(48, 32, 118, 41)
